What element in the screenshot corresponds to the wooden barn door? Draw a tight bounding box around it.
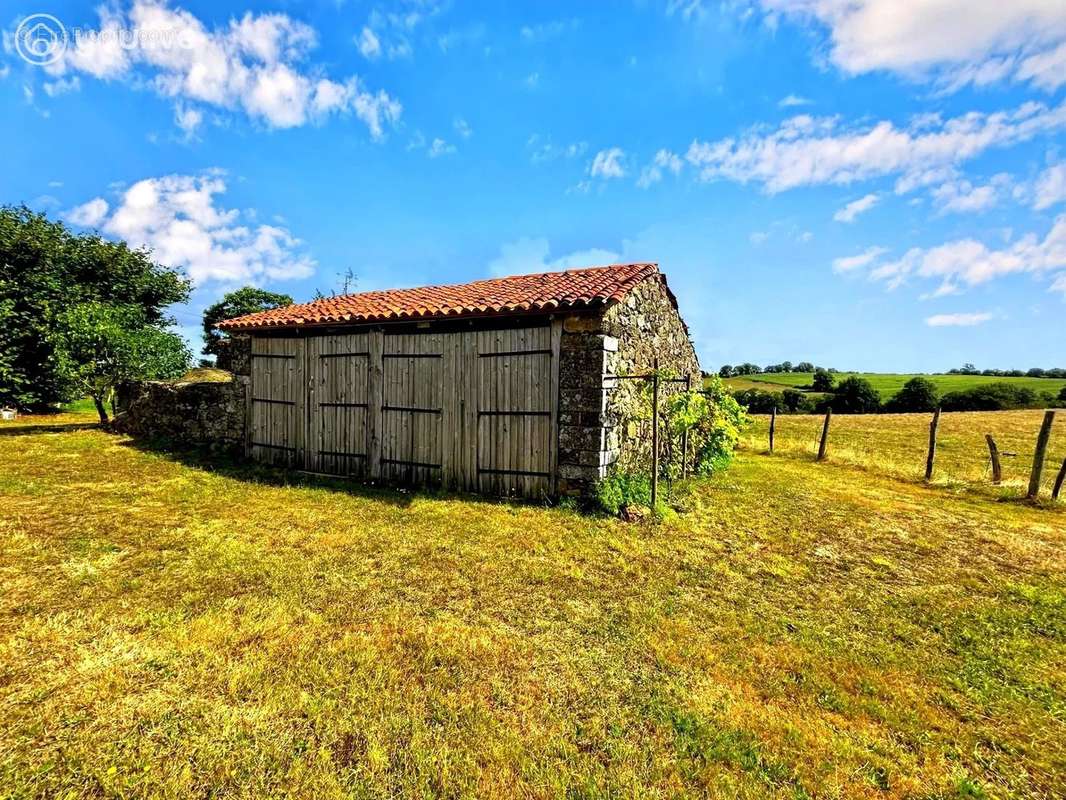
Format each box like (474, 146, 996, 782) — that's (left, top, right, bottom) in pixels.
(306, 333, 370, 476)
(379, 333, 445, 486)
(476, 326, 556, 497)
(248, 337, 305, 466)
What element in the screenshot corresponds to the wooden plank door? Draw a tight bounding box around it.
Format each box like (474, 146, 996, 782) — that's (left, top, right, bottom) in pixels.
(248, 337, 305, 466)
(476, 326, 554, 497)
(380, 333, 445, 486)
(306, 333, 371, 476)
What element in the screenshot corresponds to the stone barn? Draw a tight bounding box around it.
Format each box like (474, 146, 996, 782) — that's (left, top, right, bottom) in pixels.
(219, 263, 699, 497)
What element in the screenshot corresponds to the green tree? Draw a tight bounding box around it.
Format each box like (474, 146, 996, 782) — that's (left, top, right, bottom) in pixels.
(886, 376, 939, 413)
(811, 368, 834, 392)
(201, 286, 293, 357)
(826, 377, 881, 414)
(56, 302, 190, 423)
(0, 206, 189, 409)
(1059, 386, 1066, 405)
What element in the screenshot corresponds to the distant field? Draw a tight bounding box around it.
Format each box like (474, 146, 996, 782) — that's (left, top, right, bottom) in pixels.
(725, 371, 1066, 399)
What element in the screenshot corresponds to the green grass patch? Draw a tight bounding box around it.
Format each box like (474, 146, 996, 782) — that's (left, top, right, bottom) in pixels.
(724, 372, 1066, 400)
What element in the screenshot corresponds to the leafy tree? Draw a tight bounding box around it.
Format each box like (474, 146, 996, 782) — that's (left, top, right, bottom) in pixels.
(781, 388, 812, 413)
(201, 286, 293, 357)
(811, 368, 834, 392)
(940, 384, 1039, 412)
(718, 364, 734, 378)
(795, 361, 815, 373)
(0, 206, 189, 409)
(56, 302, 190, 423)
(825, 377, 881, 414)
(1059, 386, 1066, 405)
(885, 376, 939, 413)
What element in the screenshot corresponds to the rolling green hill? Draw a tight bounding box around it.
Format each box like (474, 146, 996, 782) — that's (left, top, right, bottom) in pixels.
(723, 371, 1066, 400)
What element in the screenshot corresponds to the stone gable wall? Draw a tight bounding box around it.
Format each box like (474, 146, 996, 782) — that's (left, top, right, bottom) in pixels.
(556, 275, 699, 494)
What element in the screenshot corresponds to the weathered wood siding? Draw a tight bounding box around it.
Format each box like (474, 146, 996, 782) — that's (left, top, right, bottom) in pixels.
(247, 323, 562, 497)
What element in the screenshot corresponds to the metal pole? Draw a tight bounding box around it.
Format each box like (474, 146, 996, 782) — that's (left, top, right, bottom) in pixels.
(651, 358, 659, 509)
(681, 373, 691, 479)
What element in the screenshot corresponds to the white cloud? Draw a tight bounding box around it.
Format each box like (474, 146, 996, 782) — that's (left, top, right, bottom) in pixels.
(524, 71, 540, 89)
(174, 103, 203, 137)
(833, 192, 879, 222)
(527, 135, 587, 164)
(925, 312, 994, 327)
(68, 172, 315, 285)
(930, 174, 1010, 213)
(685, 101, 1066, 193)
(832, 245, 888, 273)
(589, 148, 627, 180)
(749, 231, 769, 246)
(760, 0, 1066, 92)
(64, 198, 110, 228)
(427, 137, 455, 157)
(637, 149, 684, 188)
(869, 214, 1066, 295)
(453, 117, 472, 139)
(356, 27, 381, 60)
(488, 237, 620, 277)
(45, 1, 400, 138)
(520, 19, 580, 42)
(778, 94, 811, 107)
(1033, 163, 1066, 210)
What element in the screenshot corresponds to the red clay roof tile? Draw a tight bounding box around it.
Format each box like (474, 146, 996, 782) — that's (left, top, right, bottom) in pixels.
(218, 262, 666, 331)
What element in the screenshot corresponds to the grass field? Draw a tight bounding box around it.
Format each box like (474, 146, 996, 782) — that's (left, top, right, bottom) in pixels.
(1, 412, 1064, 798)
(724, 372, 1066, 400)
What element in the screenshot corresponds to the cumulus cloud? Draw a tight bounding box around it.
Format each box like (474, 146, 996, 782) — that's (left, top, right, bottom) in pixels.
(867, 215, 1066, 295)
(930, 174, 1011, 213)
(65, 172, 315, 285)
(637, 149, 684, 188)
(487, 237, 620, 277)
(43, 1, 401, 137)
(427, 137, 455, 157)
(760, 0, 1066, 92)
(925, 312, 994, 327)
(589, 148, 627, 180)
(356, 27, 382, 60)
(527, 135, 587, 164)
(685, 101, 1066, 193)
(64, 198, 110, 228)
(1033, 163, 1066, 210)
(778, 94, 811, 107)
(832, 245, 888, 273)
(833, 193, 879, 222)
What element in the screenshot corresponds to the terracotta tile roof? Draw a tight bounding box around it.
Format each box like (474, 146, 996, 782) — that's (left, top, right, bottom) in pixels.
(218, 262, 667, 331)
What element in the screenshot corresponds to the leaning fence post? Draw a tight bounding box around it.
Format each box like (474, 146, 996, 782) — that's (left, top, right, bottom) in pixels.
(769, 406, 776, 453)
(1028, 410, 1056, 499)
(986, 435, 1002, 484)
(925, 407, 941, 481)
(681, 373, 691, 479)
(817, 409, 831, 461)
(1053, 458, 1066, 501)
(651, 359, 660, 509)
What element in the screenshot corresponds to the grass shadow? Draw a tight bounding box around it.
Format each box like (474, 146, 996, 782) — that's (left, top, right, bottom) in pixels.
(0, 422, 101, 436)
(118, 435, 572, 513)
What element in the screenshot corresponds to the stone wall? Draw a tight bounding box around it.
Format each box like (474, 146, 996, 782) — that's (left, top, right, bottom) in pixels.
(214, 335, 252, 376)
(555, 274, 699, 494)
(113, 374, 248, 452)
(603, 274, 700, 472)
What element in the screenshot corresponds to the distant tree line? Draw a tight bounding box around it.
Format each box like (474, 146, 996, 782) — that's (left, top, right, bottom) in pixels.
(719, 361, 1066, 379)
(946, 362, 1066, 378)
(732, 375, 1066, 416)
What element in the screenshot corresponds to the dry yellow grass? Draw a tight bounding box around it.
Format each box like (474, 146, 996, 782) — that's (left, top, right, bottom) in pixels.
(0, 411, 1063, 798)
(742, 409, 1066, 498)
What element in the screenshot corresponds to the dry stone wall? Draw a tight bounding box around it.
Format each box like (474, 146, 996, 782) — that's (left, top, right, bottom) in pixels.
(113, 375, 248, 452)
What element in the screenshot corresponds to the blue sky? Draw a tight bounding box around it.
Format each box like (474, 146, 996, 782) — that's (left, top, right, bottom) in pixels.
(3, 0, 1065, 372)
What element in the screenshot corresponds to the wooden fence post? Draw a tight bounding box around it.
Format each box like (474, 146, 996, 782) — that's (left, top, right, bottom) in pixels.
(681, 373, 691, 479)
(817, 409, 831, 461)
(1027, 410, 1056, 499)
(925, 407, 941, 482)
(1053, 458, 1066, 501)
(986, 435, 1002, 484)
(769, 406, 776, 453)
(651, 359, 660, 509)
